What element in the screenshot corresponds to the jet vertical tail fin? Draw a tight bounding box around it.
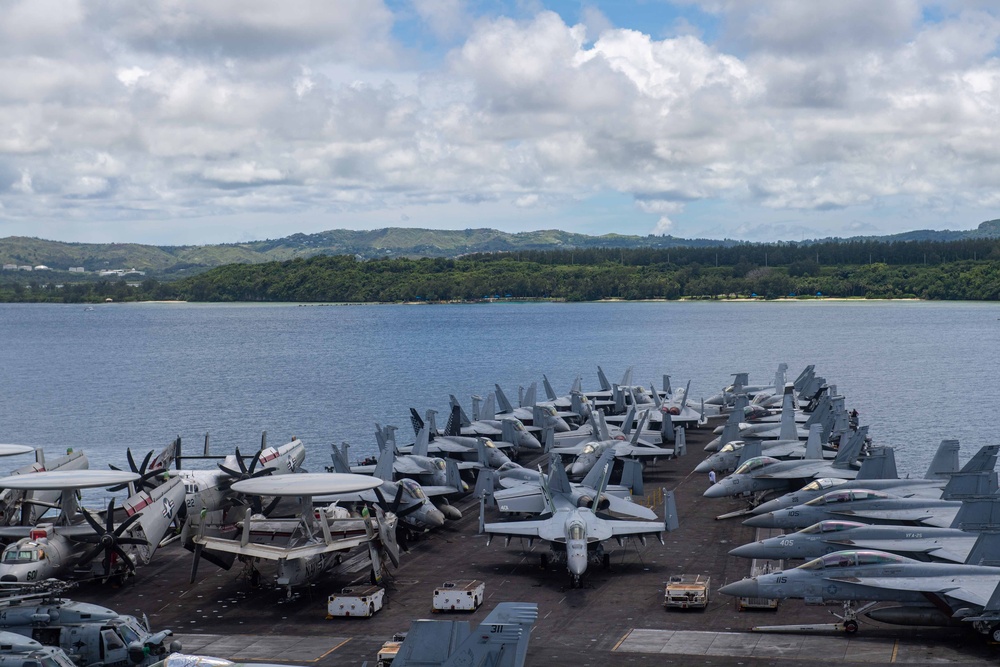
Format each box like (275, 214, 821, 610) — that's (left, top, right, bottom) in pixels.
(523, 382, 537, 407)
(445, 405, 463, 437)
(426, 410, 439, 438)
(582, 449, 617, 492)
(663, 490, 679, 532)
(450, 395, 472, 426)
(373, 440, 396, 482)
(494, 385, 515, 414)
(924, 439, 961, 479)
(613, 385, 626, 414)
(597, 366, 612, 392)
(773, 363, 788, 392)
(328, 442, 352, 474)
(735, 440, 762, 467)
(941, 471, 997, 500)
(542, 375, 558, 401)
(445, 458, 463, 493)
(778, 384, 797, 442)
(804, 423, 823, 459)
(409, 409, 425, 437)
(547, 453, 573, 496)
(620, 459, 644, 496)
(951, 496, 1000, 531)
(855, 446, 898, 480)
(731, 372, 749, 392)
(663, 374, 672, 396)
(661, 406, 676, 444)
(619, 406, 637, 436)
(412, 425, 431, 458)
(964, 532, 1000, 566)
(596, 410, 611, 442)
(957, 444, 1000, 474)
(482, 393, 497, 420)
(832, 425, 868, 468)
(620, 366, 634, 388)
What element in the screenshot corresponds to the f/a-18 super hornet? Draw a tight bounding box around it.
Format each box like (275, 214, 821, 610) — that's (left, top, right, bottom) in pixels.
(719, 532, 1000, 641)
(449, 395, 542, 452)
(480, 451, 676, 587)
(551, 411, 673, 478)
(703, 424, 870, 501)
(730, 495, 1000, 564)
(750, 442, 999, 515)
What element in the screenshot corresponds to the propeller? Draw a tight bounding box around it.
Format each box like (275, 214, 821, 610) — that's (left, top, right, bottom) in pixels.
(108, 448, 162, 493)
(370, 485, 422, 553)
(74, 499, 148, 578)
(218, 447, 275, 485)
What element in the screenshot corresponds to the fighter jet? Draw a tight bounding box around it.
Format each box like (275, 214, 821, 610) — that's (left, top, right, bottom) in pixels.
(404, 409, 516, 469)
(492, 384, 572, 433)
(751, 442, 999, 515)
(704, 363, 792, 409)
(479, 452, 676, 586)
(449, 395, 542, 452)
(730, 496, 1000, 563)
(552, 412, 673, 478)
(719, 532, 1000, 640)
(703, 424, 870, 500)
(325, 440, 452, 529)
(742, 477, 997, 530)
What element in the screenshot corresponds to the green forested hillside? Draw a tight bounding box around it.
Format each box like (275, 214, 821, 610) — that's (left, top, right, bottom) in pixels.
(3, 219, 999, 276)
(6, 236, 1000, 303)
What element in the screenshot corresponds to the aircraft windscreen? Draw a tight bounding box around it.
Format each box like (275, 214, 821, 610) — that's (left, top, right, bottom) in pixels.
(720, 442, 743, 453)
(801, 478, 846, 492)
(401, 479, 425, 499)
(568, 524, 585, 540)
(806, 491, 853, 505)
(2, 547, 37, 563)
(582, 445, 597, 455)
(800, 520, 866, 534)
(434, 460, 446, 470)
(733, 457, 779, 475)
(483, 440, 496, 448)
(849, 490, 890, 501)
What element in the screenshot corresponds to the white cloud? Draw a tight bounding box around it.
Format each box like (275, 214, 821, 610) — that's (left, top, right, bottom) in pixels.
(1, 2, 1000, 244)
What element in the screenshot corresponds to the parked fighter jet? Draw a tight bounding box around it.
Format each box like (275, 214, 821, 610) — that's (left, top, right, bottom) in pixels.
(449, 396, 542, 452)
(741, 479, 997, 530)
(552, 412, 673, 478)
(404, 408, 516, 468)
(703, 424, 870, 500)
(719, 532, 1000, 640)
(326, 438, 455, 526)
(730, 496, 1000, 563)
(485, 449, 655, 520)
(0, 469, 185, 584)
(491, 384, 571, 433)
(704, 363, 791, 408)
(480, 453, 676, 586)
(191, 473, 399, 597)
(751, 442, 999, 515)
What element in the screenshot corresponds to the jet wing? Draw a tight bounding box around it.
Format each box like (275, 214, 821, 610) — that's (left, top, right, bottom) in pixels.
(758, 464, 859, 480)
(615, 444, 673, 458)
(419, 484, 464, 498)
(493, 486, 547, 514)
(587, 515, 664, 542)
(484, 517, 563, 543)
(391, 459, 431, 476)
(830, 507, 959, 527)
(832, 574, 998, 608)
(827, 537, 976, 564)
(604, 495, 657, 520)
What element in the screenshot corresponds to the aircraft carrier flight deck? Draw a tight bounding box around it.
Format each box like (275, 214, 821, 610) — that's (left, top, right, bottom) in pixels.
(71, 424, 998, 667)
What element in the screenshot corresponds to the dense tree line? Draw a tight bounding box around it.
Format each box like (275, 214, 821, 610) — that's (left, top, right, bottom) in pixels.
(4, 237, 1000, 303)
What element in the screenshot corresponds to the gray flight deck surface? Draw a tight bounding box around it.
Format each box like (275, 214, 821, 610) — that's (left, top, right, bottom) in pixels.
(70, 425, 998, 666)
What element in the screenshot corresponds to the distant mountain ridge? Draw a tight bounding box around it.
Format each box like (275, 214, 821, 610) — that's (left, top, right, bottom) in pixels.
(2, 220, 998, 277)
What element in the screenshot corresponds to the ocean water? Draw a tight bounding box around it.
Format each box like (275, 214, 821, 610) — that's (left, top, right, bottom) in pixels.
(0, 300, 997, 478)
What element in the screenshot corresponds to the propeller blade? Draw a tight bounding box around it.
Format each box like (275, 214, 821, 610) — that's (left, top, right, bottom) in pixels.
(115, 537, 148, 547)
(113, 511, 143, 537)
(262, 496, 281, 516)
(126, 449, 138, 473)
(112, 545, 136, 572)
(234, 448, 249, 475)
(373, 486, 389, 509)
(80, 507, 104, 535)
(218, 465, 242, 479)
(138, 450, 153, 474)
(80, 543, 106, 565)
(391, 485, 404, 511)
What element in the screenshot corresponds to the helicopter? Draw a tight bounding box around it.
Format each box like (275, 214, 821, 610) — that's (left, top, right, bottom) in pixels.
(0, 579, 180, 667)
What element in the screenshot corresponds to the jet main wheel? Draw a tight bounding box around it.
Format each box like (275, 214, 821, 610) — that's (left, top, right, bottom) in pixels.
(843, 620, 859, 634)
(992, 625, 1000, 643)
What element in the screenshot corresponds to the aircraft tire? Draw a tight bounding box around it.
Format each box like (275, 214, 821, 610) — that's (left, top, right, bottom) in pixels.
(991, 625, 1000, 643)
(843, 620, 859, 634)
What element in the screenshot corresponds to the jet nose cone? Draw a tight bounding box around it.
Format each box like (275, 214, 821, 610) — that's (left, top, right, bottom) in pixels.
(694, 459, 714, 474)
(742, 513, 775, 528)
(570, 461, 590, 477)
(728, 542, 764, 559)
(553, 419, 571, 433)
(703, 482, 729, 498)
(520, 434, 542, 450)
(752, 499, 782, 515)
(720, 578, 759, 598)
(426, 507, 446, 528)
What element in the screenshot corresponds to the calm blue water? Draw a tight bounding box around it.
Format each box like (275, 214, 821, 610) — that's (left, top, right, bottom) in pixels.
(1, 300, 997, 478)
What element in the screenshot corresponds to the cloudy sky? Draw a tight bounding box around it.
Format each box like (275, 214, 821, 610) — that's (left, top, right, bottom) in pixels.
(1, 1, 998, 245)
